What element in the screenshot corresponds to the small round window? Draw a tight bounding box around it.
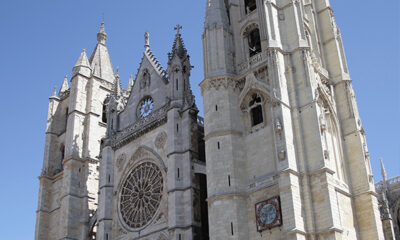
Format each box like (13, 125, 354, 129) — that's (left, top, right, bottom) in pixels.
(138, 97, 154, 117)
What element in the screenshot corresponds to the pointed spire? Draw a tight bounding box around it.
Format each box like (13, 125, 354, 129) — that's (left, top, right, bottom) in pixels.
(380, 158, 387, 181)
(60, 74, 69, 93)
(127, 74, 134, 91)
(205, 0, 230, 29)
(169, 24, 188, 61)
(72, 49, 91, 77)
(97, 21, 107, 45)
(113, 67, 122, 97)
(144, 32, 150, 49)
(90, 21, 115, 83)
(74, 49, 90, 68)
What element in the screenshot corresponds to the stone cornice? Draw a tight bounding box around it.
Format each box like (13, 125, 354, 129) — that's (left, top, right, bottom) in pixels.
(204, 129, 242, 141)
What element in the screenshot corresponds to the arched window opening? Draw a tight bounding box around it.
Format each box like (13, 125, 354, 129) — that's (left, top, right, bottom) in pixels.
(248, 28, 261, 57)
(102, 100, 107, 123)
(244, 0, 257, 14)
(249, 93, 263, 126)
(60, 144, 65, 161)
(65, 107, 69, 128)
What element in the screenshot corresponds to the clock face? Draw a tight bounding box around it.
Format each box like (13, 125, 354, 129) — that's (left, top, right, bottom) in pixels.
(139, 97, 153, 117)
(255, 196, 282, 231)
(259, 203, 276, 225)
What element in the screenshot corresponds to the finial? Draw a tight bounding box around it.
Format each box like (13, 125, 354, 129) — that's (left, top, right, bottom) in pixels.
(97, 21, 107, 44)
(144, 32, 150, 48)
(52, 86, 57, 96)
(174, 24, 182, 35)
(116, 66, 120, 77)
(83, 48, 86, 53)
(380, 158, 387, 181)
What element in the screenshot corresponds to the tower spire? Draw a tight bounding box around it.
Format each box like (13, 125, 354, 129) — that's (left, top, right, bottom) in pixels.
(168, 24, 188, 61)
(60, 74, 69, 93)
(113, 67, 122, 97)
(97, 21, 107, 45)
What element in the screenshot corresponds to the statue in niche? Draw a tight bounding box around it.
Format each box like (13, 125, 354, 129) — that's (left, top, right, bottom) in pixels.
(140, 69, 151, 89)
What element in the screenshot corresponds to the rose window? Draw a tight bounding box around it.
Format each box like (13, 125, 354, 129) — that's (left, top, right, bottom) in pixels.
(139, 97, 154, 117)
(120, 162, 163, 229)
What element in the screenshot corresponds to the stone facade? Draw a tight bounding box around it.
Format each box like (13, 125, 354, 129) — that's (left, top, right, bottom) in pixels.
(35, 23, 115, 240)
(201, 0, 384, 239)
(376, 159, 400, 240)
(35, 1, 387, 239)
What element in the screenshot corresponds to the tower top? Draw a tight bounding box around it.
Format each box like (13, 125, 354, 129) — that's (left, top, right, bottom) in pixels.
(168, 25, 188, 61)
(174, 24, 182, 35)
(97, 21, 107, 45)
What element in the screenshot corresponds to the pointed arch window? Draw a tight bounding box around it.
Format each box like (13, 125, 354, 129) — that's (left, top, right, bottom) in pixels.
(248, 28, 261, 57)
(244, 0, 257, 14)
(249, 93, 263, 126)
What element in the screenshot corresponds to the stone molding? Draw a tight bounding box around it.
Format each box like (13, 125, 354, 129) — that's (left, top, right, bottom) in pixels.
(111, 103, 169, 149)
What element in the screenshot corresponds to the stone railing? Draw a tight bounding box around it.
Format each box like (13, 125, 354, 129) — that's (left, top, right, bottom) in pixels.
(387, 176, 400, 186)
(237, 51, 268, 73)
(375, 176, 400, 191)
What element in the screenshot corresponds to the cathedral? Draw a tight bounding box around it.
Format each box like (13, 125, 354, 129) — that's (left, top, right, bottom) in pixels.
(35, 0, 390, 239)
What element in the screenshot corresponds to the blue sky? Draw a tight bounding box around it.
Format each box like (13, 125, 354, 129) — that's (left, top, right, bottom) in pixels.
(0, 0, 398, 238)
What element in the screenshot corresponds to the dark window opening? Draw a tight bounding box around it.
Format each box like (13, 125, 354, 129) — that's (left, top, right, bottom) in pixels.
(251, 105, 263, 126)
(177, 124, 179, 132)
(177, 168, 180, 179)
(217, 142, 220, 149)
(245, 0, 257, 14)
(65, 107, 69, 128)
(196, 173, 209, 240)
(176, 79, 179, 90)
(215, 105, 218, 111)
(248, 28, 261, 57)
(231, 222, 234, 235)
(102, 100, 107, 123)
(228, 175, 231, 186)
(249, 93, 264, 126)
(60, 144, 65, 161)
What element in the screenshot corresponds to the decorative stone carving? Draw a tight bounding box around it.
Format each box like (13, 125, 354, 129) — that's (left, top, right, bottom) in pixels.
(140, 69, 151, 89)
(116, 154, 126, 172)
(278, 150, 286, 161)
(112, 103, 169, 149)
(275, 118, 282, 134)
(119, 162, 163, 229)
(155, 131, 167, 149)
(201, 77, 246, 93)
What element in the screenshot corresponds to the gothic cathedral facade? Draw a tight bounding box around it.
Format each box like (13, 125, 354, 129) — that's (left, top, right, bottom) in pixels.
(36, 0, 386, 240)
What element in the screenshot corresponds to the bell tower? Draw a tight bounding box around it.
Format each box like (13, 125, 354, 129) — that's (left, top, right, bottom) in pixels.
(35, 22, 119, 240)
(201, 0, 384, 239)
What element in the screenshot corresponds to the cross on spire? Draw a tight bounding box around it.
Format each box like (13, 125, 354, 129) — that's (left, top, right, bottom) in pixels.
(174, 24, 182, 35)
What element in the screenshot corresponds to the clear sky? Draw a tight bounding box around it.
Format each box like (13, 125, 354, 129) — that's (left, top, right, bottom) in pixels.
(0, 0, 398, 239)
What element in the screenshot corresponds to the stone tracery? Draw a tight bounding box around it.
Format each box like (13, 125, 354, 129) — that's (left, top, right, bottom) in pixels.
(120, 162, 163, 229)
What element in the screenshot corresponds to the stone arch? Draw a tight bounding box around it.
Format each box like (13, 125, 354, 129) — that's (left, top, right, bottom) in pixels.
(242, 22, 261, 57)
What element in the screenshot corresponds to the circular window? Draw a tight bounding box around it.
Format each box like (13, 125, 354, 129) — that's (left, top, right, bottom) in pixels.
(138, 97, 153, 117)
(120, 162, 163, 229)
